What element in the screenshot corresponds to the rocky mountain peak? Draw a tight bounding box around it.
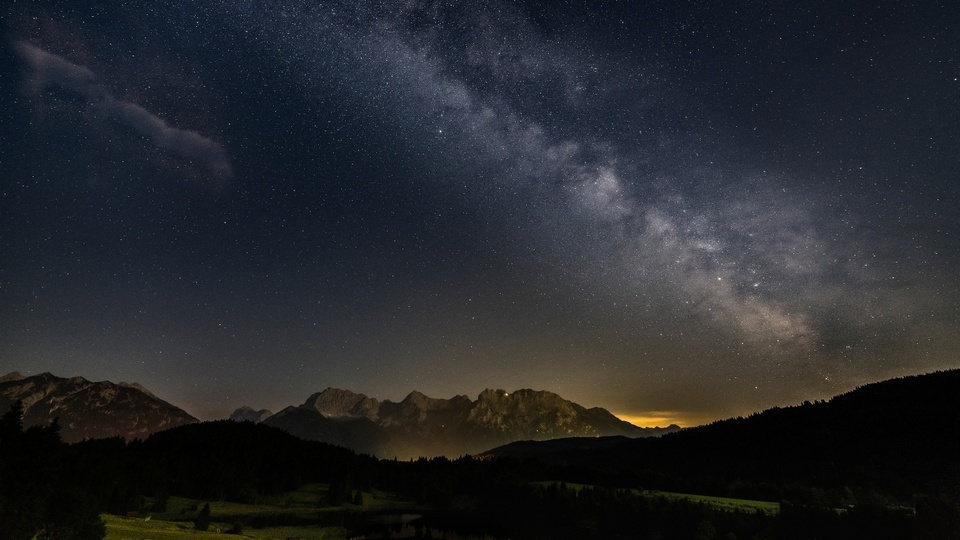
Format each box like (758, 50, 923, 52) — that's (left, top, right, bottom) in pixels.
(468, 388, 594, 438)
(401, 390, 453, 410)
(403, 390, 430, 401)
(304, 387, 380, 420)
(119, 381, 157, 399)
(478, 388, 510, 401)
(0, 372, 197, 442)
(0, 371, 23, 383)
(475, 389, 518, 412)
(257, 386, 679, 458)
(476, 388, 571, 411)
(229, 406, 274, 423)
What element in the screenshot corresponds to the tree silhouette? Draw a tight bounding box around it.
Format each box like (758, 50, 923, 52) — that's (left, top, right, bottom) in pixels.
(194, 503, 211, 531)
(0, 402, 105, 540)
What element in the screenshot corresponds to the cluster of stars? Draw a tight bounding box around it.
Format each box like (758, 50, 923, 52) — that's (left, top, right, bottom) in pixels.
(0, 0, 957, 424)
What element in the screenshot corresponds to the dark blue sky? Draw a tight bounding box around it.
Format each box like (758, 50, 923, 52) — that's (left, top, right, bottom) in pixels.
(2, 0, 958, 425)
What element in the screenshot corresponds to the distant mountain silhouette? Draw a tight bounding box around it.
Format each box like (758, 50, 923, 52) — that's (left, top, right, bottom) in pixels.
(0, 371, 197, 442)
(484, 369, 960, 498)
(235, 387, 678, 458)
(229, 405, 274, 423)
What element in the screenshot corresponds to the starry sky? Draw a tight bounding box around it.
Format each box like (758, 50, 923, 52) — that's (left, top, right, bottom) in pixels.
(1, 1, 958, 426)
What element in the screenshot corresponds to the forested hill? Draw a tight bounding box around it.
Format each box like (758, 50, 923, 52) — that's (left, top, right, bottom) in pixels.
(0, 410, 379, 537)
(486, 369, 960, 499)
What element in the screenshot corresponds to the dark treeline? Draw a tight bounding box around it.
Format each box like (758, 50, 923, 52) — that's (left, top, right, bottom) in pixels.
(0, 402, 105, 540)
(492, 370, 960, 505)
(0, 405, 378, 540)
(374, 455, 959, 539)
(2, 374, 960, 540)
(644, 370, 960, 499)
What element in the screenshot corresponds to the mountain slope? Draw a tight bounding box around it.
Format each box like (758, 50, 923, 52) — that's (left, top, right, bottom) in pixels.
(0, 372, 197, 442)
(304, 388, 381, 420)
(252, 387, 677, 458)
(229, 405, 273, 423)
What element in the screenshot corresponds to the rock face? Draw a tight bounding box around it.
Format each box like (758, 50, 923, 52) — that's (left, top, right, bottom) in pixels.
(229, 406, 274, 423)
(0, 371, 24, 383)
(0, 372, 198, 442)
(304, 388, 380, 420)
(259, 387, 679, 459)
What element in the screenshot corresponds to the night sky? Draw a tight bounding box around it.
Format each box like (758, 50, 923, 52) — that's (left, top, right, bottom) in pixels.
(2, 1, 958, 426)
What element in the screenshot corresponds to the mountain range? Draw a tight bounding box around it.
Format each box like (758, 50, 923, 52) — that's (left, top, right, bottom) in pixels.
(3, 367, 959, 501)
(0, 371, 197, 443)
(234, 387, 678, 458)
(0, 371, 675, 455)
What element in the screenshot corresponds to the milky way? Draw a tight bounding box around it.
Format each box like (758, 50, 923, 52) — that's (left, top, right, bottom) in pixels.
(1, 1, 957, 424)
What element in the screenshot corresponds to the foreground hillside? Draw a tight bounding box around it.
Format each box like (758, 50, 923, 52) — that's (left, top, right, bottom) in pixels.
(486, 369, 960, 500)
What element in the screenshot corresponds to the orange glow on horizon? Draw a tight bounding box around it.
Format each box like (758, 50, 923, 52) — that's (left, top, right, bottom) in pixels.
(615, 413, 683, 428)
(615, 412, 710, 429)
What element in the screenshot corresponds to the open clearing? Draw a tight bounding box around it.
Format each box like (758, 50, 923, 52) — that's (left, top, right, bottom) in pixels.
(647, 490, 780, 515)
(103, 515, 348, 540)
(104, 483, 418, 540)
(535, 481, 779, 515)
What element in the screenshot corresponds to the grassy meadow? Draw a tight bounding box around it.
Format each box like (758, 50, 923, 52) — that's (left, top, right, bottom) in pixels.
(534, 481, 780, 515)
(104, 514, 349, 540)
(103, 483, 420, 540)
(649, 490, 781, 515)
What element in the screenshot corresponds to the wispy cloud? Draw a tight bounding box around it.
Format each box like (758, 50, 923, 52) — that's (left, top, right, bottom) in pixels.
(13, 41, 232, 184)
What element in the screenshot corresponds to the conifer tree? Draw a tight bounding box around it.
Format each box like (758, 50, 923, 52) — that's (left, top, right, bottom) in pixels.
(194, 503, 211, 531)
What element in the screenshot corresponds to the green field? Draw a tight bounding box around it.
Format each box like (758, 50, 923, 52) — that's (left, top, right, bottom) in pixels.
(647, 490, 780, 515)
(103, 481, 781, 540)
(535, 481, 779, 515)
(104, 483, 419, 540)
(103, 514, 349, 540)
